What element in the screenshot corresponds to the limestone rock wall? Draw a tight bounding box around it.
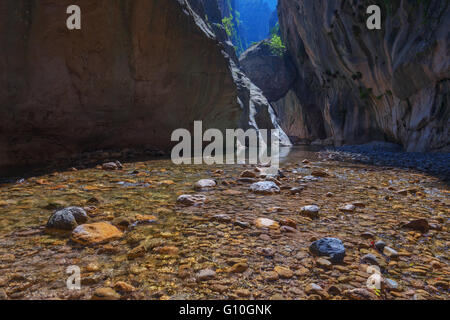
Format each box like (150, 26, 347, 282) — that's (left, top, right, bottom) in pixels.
(0, 0, 289, 172)
(278, 0, 449, 151)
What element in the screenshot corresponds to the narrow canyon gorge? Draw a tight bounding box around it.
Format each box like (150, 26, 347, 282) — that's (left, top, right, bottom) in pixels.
(0, 0, 448, 172)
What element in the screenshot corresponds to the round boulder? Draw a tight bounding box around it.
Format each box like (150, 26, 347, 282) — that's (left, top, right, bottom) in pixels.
(46, 207, 88, 230)
(309, 237, 346, 263)
(249, 181, 280, 195)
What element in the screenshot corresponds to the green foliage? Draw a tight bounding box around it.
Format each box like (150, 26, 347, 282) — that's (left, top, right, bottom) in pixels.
(222, 15, 234, 38)
(268, 34, 286, 56)
(221, 4, 245, 55)
(269, 22, 281, 38)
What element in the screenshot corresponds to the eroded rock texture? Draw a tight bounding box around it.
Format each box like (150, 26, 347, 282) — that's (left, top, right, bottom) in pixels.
(278, 0, 449, 151)
(0, 0, 289, 172)
(240, 40, 310, 140)
(240, 41, 296, 102)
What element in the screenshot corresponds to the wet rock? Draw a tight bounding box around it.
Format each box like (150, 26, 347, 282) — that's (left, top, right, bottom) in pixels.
(112, 217, 132, 229)
(401, 219, 430, 233)
(316, 258, 332, 269)
(280, 218, 297, 229)
(258, 247, 275, 257)
(374, 241, 386, 252)
(97, 244, 120, 255)
(289, 187, 304, 195)
(259, 234, 272, 241)
(0, 254, 15, 263)
(240, 170, 257, 178)
(102, 161, 123, 171)
(234, 221, 250, 228)
(309, 238, 345, 263)
(305, 283, 328, 298)
(255, 218, 280, 229)
(344, 288, 377, 300)
(177, 267, 190, 280)
(249, 181, 280, 194)
(361, 254, 379, 266)
(267, 206, 284, 213)
(46, 207, 88, 231)
(228, 263, 248, 273)
(361, 232, 375, 239)
(280, 226, 297, 233)
(154, 246, 179, 256)
(299, 175, 319, 182)
(134, 214, 157, 224)
(176, 194, 207, 206)
(384, 279, 399, 291)
(431, 261, 443, 269)
(237, 177, 258, 183)
(91, 287, 121, 300)
(429, 223, 442, 231)
(311, 170, 328, 177)
(353, 202, 366, 208)
(327, 285, 341, 296)
(71, 222, 123, 245)
(127, 244, 146, 260)
(235, 288, 251, 298)
(114, 281, 135, 293)
(196, 269, 216, 281)
(339, 204, 356, 213)
(262, 271, 279, 281)
(212, 214, 232, 223)
(274, 266, 293, 279)
(300, 205, 320, 219)
(194, 179, 216, 191)
(223, 189, 243, 195)
(326, 192, 334, 197)
(383, 246, 399, 258)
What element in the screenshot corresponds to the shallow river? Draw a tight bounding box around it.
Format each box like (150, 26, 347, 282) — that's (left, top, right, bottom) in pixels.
(0, 147, 448, 300)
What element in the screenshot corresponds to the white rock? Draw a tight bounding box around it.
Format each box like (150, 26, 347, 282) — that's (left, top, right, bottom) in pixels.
(177, 194, 206, 206)
(249, 181, 280, 194)
(194, 179, 216, 191)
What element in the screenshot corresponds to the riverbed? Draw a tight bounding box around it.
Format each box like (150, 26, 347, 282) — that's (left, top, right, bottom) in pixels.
(0, 147, 448, 300)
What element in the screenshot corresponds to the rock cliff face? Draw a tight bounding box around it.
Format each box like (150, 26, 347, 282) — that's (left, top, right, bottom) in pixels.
(278, 0, 449, 151)
(240, 41, 309, 139)
(0, 0, 289, 172)
(240, 41, 296, 102)
(192, 0, 291, 144)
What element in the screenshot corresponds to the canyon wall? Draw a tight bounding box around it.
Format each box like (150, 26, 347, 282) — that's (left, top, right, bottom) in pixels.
(278, 0, 449, 151)
(0, 0, 289, 172)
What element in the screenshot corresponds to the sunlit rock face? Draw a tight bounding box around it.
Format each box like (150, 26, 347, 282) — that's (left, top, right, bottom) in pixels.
(240, 41, 296, 102)
(278, 0, 449, 151)
(240, 40, 312, 139)
(0, 0, 289, 172)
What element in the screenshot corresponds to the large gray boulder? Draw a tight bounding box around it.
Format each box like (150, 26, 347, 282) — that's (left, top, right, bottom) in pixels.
(46, 207, 88, 231)
(240, 40, 297, 102)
